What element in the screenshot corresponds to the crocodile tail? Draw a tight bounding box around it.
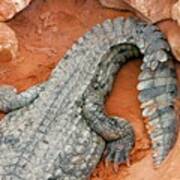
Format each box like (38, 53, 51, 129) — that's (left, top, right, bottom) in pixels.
(111, 17, 177, 166)
(137, 57, 177, 166)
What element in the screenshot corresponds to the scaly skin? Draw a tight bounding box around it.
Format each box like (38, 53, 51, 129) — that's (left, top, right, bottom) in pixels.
(0, 17, 177, 179)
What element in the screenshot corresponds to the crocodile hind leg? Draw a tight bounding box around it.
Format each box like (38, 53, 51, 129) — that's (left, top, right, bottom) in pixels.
(0, 82, 46, 112)
(82, 89, 135, 167)
(82, 44, 139, 167)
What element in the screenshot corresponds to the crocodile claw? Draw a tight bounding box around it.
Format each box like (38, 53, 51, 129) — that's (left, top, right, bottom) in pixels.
(105, 138, 132, 172)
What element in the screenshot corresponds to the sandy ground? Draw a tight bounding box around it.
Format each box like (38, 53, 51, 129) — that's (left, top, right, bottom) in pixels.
(0, 0, 180, 179)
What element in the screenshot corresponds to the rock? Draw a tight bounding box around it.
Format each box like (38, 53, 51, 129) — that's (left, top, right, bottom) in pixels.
(99, 0, 177, 23)
(159, 20, 180, 61)
(0, 0, 16, 21)
(99, 0, 131, 11)
(0, 22, 18, 62)
(172, 0, 180, 26)
(123, 0, 176, 23)
(0, 0, 32, 21)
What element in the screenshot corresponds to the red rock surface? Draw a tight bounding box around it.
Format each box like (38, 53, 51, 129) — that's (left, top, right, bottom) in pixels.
(123, 0, 177, 23)
(0, 22, 18, 62)
(159, 20, 180, 65)
(0, 0, 32, 21)
(98, 0, 133, 11)
(172, 0, 180, 26)
(99, 0, 177, 23)
(0, 0, 179, 179)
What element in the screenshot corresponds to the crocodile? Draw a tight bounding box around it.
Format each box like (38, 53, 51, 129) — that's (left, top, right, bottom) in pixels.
(0, 17, 177, 179)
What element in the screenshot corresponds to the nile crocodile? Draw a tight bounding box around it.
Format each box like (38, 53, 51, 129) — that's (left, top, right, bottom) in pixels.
(0, 17, 177, 179)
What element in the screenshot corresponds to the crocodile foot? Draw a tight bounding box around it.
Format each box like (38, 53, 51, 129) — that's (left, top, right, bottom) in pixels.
(105, 136, 133, 172)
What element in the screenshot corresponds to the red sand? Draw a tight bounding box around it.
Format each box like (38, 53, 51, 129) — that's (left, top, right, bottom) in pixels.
(0, 0, 179, 179)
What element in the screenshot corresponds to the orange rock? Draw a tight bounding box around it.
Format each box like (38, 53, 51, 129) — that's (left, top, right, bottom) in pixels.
(159, 20, 180, 61)
(0, 0, 32, 21)
(12, 0, 32, 12)
(99, 0, 149, 22)
(123, 0, 177, 23)
(99, 0, 132, 11)
(172, 0, 180, 25)
(99, 0, 177, 23)
(0, 22, 18, 62)
(0, 0, 16, 21)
